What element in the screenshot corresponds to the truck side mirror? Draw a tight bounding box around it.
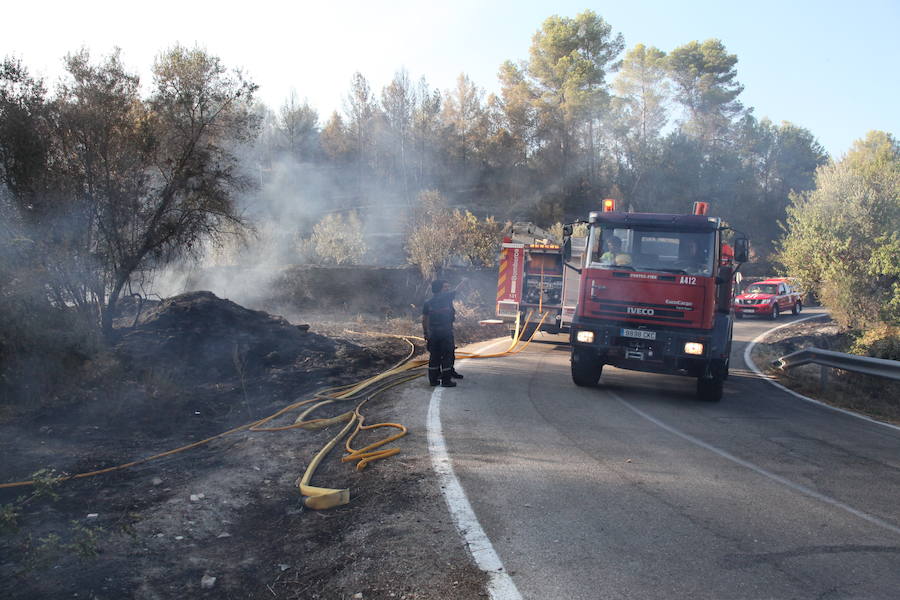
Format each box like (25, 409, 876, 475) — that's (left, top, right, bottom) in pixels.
(734, 238, 749, 263)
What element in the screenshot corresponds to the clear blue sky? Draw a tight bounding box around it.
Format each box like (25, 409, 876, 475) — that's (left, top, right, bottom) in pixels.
(3, 0, 898, 158)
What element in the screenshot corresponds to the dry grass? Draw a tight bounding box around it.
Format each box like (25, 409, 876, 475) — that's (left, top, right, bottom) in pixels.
(751, 319, 900, 426)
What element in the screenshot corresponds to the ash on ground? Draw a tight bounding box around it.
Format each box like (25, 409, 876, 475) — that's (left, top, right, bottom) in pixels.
(0, 290, 494, 599)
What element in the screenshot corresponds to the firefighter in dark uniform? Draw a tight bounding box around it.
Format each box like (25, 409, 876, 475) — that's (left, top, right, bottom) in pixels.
(422, 279, 464, 387)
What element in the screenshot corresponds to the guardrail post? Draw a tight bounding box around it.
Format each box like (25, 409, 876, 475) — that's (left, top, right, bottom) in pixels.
(820, 364, 829, 393)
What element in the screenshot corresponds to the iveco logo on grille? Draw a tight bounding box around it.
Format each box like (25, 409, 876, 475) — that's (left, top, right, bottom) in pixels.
(627, 307, 655, 316)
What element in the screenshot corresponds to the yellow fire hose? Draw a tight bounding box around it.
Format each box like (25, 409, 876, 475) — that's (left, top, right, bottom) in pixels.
(0, 311, 550, 511)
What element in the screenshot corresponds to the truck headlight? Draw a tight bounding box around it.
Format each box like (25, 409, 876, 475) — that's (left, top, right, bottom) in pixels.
(576, 330, 595, 343)
(684, 342, 704, 355)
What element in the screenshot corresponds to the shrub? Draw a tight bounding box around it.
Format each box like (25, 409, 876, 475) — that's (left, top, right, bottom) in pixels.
(849, 325, 900, 361)
(309, 212, 368, 265)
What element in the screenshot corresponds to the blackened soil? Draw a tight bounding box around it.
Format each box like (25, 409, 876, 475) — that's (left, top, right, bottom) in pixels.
(0, 291, 493, 599)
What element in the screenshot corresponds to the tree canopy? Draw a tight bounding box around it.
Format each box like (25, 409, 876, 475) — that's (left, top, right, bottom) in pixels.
(1, 9, 865, 339)
(777, 131, 899, 331)
(0, 47, 259, 337)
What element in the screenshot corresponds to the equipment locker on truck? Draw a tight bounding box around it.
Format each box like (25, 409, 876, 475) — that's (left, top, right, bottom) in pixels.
(566, 199, 749, 402)
(496, 223, 585, 338)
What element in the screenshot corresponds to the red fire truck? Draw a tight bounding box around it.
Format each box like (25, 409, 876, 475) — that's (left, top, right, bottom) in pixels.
(495, 223, 586, 337)
(566, 200, 749, 402)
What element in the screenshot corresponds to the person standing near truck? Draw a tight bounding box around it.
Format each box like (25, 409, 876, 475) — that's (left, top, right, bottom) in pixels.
(422, 279, 465, 387)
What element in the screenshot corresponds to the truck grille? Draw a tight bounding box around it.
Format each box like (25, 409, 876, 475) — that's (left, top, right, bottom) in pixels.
(589, 299, 691, 323)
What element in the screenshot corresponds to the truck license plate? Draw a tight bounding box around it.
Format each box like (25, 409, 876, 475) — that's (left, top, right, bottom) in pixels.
(621, 328, 656, 340)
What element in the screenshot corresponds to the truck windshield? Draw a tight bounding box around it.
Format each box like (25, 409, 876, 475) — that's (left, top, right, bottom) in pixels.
(588, 225, 715, 276)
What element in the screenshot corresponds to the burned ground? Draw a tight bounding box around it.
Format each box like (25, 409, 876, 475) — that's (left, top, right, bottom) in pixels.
(0, 290, 502, 599)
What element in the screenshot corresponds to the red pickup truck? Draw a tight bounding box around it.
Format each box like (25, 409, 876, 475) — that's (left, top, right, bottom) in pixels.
(733, 278, 802, 319)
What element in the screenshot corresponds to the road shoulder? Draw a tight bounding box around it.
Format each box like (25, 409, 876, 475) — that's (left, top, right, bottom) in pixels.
(744, 313, 900, 429)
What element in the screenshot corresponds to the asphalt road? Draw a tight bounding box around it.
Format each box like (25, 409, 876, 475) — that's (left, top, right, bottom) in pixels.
(439, 308, 900, 599)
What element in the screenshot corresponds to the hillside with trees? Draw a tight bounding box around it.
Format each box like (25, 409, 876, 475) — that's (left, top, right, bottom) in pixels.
(2, 8, 896, 381)
(248, 10, 828, 269)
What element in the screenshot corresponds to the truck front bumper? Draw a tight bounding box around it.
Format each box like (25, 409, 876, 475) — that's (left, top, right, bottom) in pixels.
(570, 316, 730, 377)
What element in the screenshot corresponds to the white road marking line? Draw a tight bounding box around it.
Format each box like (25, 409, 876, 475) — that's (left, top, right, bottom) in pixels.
(427, 338, 523, 600)
(743, 313, 900, 433)
(610, 389, 900, 537)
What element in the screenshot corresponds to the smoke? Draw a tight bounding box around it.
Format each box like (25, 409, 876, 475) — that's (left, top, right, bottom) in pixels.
(148, 152, 418, 309)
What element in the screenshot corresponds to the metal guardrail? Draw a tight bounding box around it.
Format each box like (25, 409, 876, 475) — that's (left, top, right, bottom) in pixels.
(773, 347, 900, 382)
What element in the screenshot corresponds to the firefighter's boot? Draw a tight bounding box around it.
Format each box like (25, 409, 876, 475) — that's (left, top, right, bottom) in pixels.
(450, 369, 464, 379)
(428, 367, 440, 386)
(440, 369, 457, 387)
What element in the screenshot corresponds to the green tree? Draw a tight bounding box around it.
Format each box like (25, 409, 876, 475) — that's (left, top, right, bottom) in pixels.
(1, 47, 260, 338)
(411, 77, 442, 187)
(667, 39, 744, 145)
(735, 116, 828, 255)
(777, 131, 900, 329)
(406, 190, 460, 279)
(612, 44, 669, 146)
(52, 48, 148, 326)
(310, 211, 368, 265)
(522, 10, 624, 179)
(345, 71, 375, 181)
(497, 60, 535, 157)
(609, 44, 669, 205)
(380, 69, 414, 194)
(441, 73, 487, 169)
(278, 90, 319, 160)
(320, 111, 351, 163)
(454, 210, 502, 267)
(548, 221, 588, 241)
(0, 58, 52, 205)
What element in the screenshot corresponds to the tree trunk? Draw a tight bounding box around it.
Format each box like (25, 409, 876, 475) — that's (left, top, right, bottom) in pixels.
(101, 276, 128, 341)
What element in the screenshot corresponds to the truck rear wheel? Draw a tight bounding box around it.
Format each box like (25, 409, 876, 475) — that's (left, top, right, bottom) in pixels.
(571, 349, 602, 387)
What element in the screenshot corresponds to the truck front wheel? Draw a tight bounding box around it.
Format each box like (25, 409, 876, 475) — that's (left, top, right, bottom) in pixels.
(571, 349, 603, 387)
(697, 375, 724, 402)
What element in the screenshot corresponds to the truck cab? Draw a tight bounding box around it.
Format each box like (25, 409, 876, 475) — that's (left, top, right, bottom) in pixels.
(568, 201, 747, 402)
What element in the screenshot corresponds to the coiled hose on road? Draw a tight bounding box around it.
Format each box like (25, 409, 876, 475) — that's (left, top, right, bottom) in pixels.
(0, 311, 549, 509)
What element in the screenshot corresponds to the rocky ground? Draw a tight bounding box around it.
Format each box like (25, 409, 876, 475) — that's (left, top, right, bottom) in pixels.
(749, 315, 900, 426)
(0, 291, 506, 599)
